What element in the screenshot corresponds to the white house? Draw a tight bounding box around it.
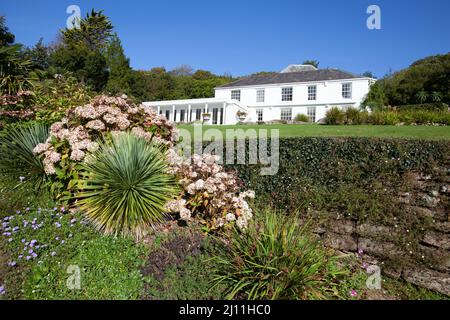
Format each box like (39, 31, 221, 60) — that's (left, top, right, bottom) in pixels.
(143, 64, 374, 125)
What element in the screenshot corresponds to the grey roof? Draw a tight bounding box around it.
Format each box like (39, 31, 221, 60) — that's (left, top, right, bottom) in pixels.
(217, 69, 362, 88)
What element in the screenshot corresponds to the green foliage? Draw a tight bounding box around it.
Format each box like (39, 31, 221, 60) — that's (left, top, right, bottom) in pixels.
(33, 74, 92, 124)
(302, 60, 319, 68)
(325, 107, 345, 125)
(226, 137, 449, 220)
(0, 122, 49, 188)
(344, 107, 366, 124)
(0, 16, 15, 46)
(104, 34, 132, 95)
(62, 9, 113, 51)
(294, 114, 309, 122)
(76, 133, 177, 238)
(0, 45, 34, 94)
(365, 53, 450, 107)
(396, 103, 448, 112)
(210, 209, 352, 300)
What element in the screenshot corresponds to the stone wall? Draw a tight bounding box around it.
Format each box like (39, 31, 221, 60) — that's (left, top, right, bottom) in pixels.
(313, 168, 449, 296)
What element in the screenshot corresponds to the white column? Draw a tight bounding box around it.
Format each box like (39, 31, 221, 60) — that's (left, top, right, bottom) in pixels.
(188, 104, 191, 123)
(222, 102, 226, 125)
(205, 103, 208, 114)
(172, 105, 175, 122)
(157, 106, 160, 114)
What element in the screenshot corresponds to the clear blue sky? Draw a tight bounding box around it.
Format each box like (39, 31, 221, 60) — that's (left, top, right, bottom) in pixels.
(1, 0, 449, 78)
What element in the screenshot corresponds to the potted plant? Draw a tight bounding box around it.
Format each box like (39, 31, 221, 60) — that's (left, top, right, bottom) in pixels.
(236, 110, 247, 121)
(202, 112, 211, 122)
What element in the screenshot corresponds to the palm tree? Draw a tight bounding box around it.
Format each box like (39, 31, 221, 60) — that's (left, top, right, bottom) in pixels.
(430, 91, 442, 103)
(415, 90, 428, 104)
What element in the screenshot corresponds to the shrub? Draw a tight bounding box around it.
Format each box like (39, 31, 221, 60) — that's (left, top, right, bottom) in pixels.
(32, 94, 177, 200)
(325, 107, 345, 125)
(210, 209, 350, 300)
(294, 114, 309, 122)
(76, 133, 177, 239)
(0, 122, 49, 188)
(165, 149, 255, 232)
(396, 103, 448, 112)
(344, 107, 361, 124)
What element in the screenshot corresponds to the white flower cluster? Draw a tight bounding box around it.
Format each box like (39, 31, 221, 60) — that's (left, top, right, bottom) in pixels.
(165, 149, 255, 230)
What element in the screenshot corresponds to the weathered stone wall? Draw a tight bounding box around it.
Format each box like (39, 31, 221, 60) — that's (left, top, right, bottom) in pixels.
(313, 169, 449, 296)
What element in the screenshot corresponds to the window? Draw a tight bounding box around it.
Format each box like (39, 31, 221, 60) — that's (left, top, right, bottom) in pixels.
(281, 87, 293, 101)
(231, 90, 241, 101)
(256, 89, 265, 103)
(307, 107, 316, 123)
(256, 109, 263, 122)
(196, 109, 201, 120)
(342, 83, 352, 99)
(308, 85, 317, 101)
(280, 108, 292, 121)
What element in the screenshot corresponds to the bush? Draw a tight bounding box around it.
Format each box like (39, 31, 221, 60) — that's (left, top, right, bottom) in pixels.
(210, 209, 351, 300)
(396, 103, 448, 112)
(294, 114, 309, 122)
(344, 107, 361, 124)
(0, 122, 49, 188)
(325, 107, 345, 125)
(76, 133, 177, 239)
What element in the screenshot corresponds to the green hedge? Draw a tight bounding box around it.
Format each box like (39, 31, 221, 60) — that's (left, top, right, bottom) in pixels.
(396, 103, 448, 112)
(222, 137, 449, 221)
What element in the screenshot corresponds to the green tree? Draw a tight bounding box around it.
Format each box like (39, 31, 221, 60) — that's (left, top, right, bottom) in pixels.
(62, 9, 113, 51)
(430, 91, 442, 102)
(105, 34, 132, 94)
(302, 60, 319, 68)
(51, 9, 114, 91)
(23, 38, 50, 70)
(0, 16, 15, 46)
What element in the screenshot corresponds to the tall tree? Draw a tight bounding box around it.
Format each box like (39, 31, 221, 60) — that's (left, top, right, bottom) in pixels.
(105, 33, 132, 94)
(62, 9, 113, 51)
(51, 9, 114, 91)
(0, 16, 15, 46)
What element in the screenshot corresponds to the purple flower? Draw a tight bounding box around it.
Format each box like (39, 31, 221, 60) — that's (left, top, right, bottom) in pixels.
(0, 285, 5, 295)
(55, 236, 60, 241)
(25, 207, 30, 211)
(31, 253, 37, 258)
(362, 262, 368, 269)
(12, 226, 19, 231)
(357, 248, 364, 255)
(8, 261, 16, 267)
(51, 251, 56, 256)
(28, 249, 34, 254)
(8, 238, 13, 242)
(16, 210, 21, 214)
(18, 254, 23, 259)
(61, 207, 65, 212)
(70, 218, 77, 224)
(61, 240, 65, 244)
(350, 290, 358, 297)
(3, 232, 11, 236)
(53, 207, 58, 211)
(25, 256, 31, 260)
(30, 239, 37, 245)
(55, 222, 61, 228)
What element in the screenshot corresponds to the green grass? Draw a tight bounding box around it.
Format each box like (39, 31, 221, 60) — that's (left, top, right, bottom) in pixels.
(177, 124, 450, 140)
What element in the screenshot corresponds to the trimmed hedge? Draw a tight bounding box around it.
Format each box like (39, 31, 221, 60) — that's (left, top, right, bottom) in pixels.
(396, 103, 448, 112)
(221, 137, 449, 221)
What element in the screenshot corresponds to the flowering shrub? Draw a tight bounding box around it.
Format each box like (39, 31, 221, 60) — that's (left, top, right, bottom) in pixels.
(165, 149, 254, 231)
(32, 95, 178, 199)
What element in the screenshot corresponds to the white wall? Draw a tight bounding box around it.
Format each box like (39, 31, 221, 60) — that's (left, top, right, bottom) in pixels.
(215, 78, 371, 123)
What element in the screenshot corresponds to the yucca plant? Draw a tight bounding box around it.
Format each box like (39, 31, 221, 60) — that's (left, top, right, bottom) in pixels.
(76, 133, 177, 239)
(0, 122, 49, 188)
(210, 209, 349, 300)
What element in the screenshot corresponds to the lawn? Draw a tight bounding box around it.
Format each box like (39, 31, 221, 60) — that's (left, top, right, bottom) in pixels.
(177, 124, 450, 140)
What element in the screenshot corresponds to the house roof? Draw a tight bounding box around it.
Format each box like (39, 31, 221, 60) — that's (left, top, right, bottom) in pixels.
(217, 69, 363, 88)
